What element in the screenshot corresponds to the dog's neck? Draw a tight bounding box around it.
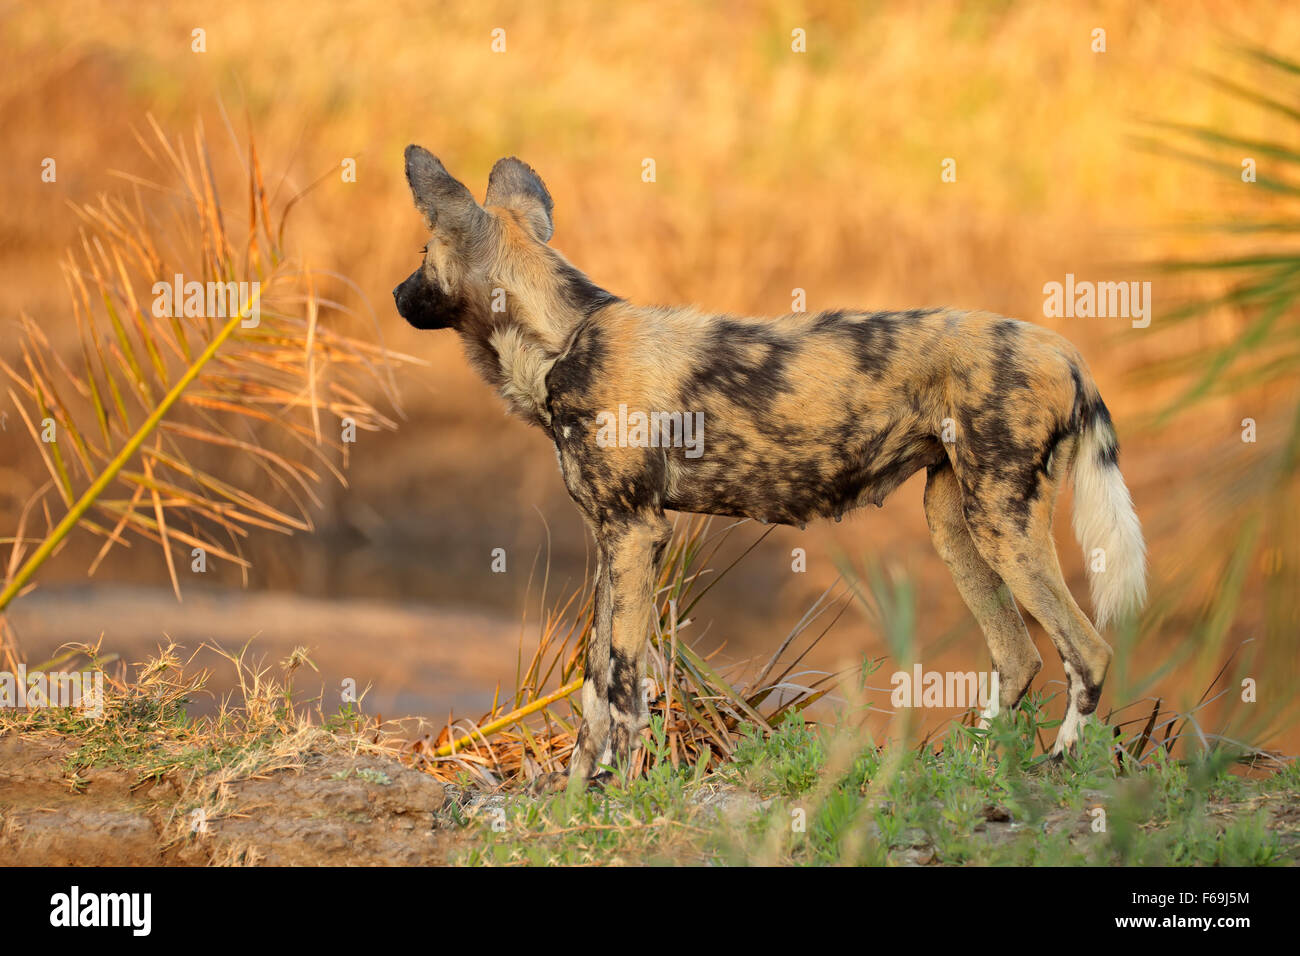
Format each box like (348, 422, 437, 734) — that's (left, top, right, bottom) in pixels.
(455, 257, 618, 429)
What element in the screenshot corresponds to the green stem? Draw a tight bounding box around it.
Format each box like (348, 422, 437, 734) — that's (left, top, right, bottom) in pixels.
(0, 286, 263, 613)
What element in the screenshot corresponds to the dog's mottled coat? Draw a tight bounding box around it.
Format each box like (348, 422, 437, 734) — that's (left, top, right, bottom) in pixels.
(394, 146, 1147, 787)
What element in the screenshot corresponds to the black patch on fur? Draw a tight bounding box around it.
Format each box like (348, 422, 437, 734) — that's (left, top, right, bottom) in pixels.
(1068, 364, 1087, 427)
(954, 320, 1049, 532)
(1036, 419, 1073, 484)
(609, 650, 640, 713)
(1092, 399, 1120, 467)
(815, 309, 938, 377)
(546, 321, 605, 410)
(681, 321, 794, 411)
(810, 309, 852, 330)
(847, 315, 900, 377)
(555, 262, 621, 318)
(989, 320, 1031, 392)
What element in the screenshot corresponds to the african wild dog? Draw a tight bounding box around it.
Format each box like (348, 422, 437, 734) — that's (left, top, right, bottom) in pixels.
(393, 145, 1147, 788)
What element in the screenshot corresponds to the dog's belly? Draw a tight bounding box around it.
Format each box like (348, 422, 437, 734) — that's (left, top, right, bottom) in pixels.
(663, 431, 946, 526)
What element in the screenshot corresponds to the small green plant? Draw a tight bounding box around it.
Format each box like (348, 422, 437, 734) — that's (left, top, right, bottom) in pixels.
(732, 713, 827, 798)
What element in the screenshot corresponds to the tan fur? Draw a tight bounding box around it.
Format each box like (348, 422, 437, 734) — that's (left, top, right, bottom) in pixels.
(488, 325, 556, 425)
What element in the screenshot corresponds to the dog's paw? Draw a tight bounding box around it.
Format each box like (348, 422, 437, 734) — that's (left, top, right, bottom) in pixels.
(527, 769, 619, 795)
(528, 771, 570, 795)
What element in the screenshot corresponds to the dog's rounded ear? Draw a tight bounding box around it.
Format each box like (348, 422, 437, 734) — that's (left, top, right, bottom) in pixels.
(404, 145, 489, 239)
(485, 157, 554, 242)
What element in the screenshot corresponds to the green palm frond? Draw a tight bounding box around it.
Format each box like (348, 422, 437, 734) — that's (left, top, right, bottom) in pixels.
(1136, 47, 1300, 430)
(0, 117, 414, 612)
(1131, 44, 1300, 748)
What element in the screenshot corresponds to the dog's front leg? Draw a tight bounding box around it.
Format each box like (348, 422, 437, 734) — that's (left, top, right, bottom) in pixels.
(604, 515, 671, 777)
(567, 514, 669, 789)
(567, 542, 612, 787)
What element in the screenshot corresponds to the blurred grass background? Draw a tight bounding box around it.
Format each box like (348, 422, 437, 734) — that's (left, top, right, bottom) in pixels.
(0, 0, 1296, 750)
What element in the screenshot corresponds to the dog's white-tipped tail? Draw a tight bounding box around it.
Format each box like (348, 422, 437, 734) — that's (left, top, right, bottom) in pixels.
(1071, 402, 1146, 629)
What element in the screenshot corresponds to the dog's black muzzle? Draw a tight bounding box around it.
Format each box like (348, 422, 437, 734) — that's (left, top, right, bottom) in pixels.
(393, 268, 459, 330)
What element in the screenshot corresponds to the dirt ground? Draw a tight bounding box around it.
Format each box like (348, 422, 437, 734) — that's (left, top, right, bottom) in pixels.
(5, 729, 1295, 866)
(0, 736, 458, 866)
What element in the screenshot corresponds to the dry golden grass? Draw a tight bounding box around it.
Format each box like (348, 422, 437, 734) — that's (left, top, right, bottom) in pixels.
(0, 637, 407, 850)
(0, 116, 417, 619)
(405, 516, 838, 786)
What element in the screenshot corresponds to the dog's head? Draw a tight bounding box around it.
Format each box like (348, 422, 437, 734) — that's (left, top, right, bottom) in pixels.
(393, 145, 555, 332)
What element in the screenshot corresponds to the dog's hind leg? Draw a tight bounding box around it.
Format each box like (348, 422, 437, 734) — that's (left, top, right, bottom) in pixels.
(923, 460, 1041, 720)
(960, 445, 1113, 757)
